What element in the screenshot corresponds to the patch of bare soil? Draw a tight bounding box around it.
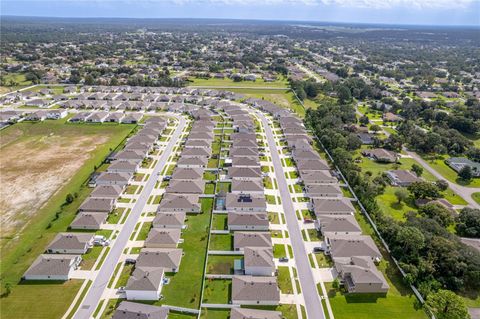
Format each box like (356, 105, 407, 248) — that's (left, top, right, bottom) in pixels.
(0, 133, 108, 237)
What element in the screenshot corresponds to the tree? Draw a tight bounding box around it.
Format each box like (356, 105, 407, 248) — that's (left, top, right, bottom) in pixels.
(424, 289, 470, 319)
(407, 181, 441, 199)
(359, 115, 369, 126)
(65, 193, 74, 204)
(411, 163, 423, 177)
(458, 166, 473, 181)
(456, 208, 480, 238)
(418, 203, 454, 227)
(84, 74, 95, 85)
(370, 124, 381, 133)
(336, 85, 352, 104)
(436, 180, 449, 192)
(394, 188, 408, 204)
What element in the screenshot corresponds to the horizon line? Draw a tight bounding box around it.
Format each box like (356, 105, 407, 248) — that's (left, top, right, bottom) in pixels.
(2, 15, 479, 28)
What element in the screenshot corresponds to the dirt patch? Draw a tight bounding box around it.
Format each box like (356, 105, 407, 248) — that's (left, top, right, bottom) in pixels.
(0, 133, 109, 237)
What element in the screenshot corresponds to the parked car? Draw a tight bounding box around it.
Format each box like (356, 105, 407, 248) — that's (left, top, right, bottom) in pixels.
(125, 258, 137, 265)
(303, 218, 314, 224)
(313, 247, 324, 253)
(279, 257, 289, 262)
(118, 286, 126, 293)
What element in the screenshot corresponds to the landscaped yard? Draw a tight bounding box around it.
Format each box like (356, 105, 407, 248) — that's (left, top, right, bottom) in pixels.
(115, 264, 134, 288)
(0, 120, 135, 298)
(199, 308, 230, 319)
(202, 279, 232, 304)
(273, 244, 287, 258)
(81, 246, 104, 270)
(206, 255, 240, 274)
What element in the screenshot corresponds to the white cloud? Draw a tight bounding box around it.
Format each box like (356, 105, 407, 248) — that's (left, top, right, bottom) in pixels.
(8, 0, 478, 10)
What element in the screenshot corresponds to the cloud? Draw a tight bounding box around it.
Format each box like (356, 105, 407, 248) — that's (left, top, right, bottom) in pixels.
(5, 0, 478, 10)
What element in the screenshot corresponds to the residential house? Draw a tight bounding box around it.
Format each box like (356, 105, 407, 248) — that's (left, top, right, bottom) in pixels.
(152, 212, 186, 229)
(171, 168, 204, 180)
(243, 247, 275, 276)
(385, 170, 421, 186)
(230, 308, 281, 319)
(125, 267, 165, 301)
(446, 157, 480, 177)
(313, 198, 355, 216)
(300, 171, 337, 185)
(112, 301, 169, 319)
(334, 256, 389, 293)
(23, 254, 81, 280)
(157, 194, 201, 213)
(166, 179, 205, 194)
(231, 178, 264, 194)
(305, 184, 343, 199)
(234, 232, 272, 251)
(107, 160, 141, 174)
(90, 185, 124, 199)
(325, 234, 382, 261)
(78, 197, 114, 213)
(228, 212, 269, 231)
(231, 275, 280, 305)
(95, 172, 132, 187)
(145, 228, 182, 248)
(226, 194, 266, 212)
(46, 233, 94, 254)
(70, 212, 108, 230)
(317, 215, 362, 236)
(228, 167, 262, 181)
(362, 149, 398, 163)
(136, 248, 183, 272)
(176, 156, 208, 168)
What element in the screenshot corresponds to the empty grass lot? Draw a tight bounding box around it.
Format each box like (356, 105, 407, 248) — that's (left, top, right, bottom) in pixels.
(202, 279, 232, 304)
(0, 279, 84, 319)
(188, 76, 289, 89)
(0, 121, 135, 302)
(153, 198, 213, 308)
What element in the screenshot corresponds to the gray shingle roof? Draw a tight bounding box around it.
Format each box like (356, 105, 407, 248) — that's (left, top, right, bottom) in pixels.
(24, 254, 80, 277)
(136, 248, 183, 269)
(47, 233, 94, 252)
(230, 308, 282, 319)
(145, 228, 181, 247)
(112, 301, 168, 319)
(244, 247, 274, 268)
(126, 267, 164, 291)
(232, 275, 280, 303)
(234, 232, 271, 249)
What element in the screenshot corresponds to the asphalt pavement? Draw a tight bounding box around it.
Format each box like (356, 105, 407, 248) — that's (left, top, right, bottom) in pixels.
(256, 111, 325, 319)
(73, 114, 186, 319)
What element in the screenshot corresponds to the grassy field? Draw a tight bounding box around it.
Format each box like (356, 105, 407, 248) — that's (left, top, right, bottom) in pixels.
(472, 192, 480, 204)
(199, 308, 230, 319)
(0, 280, 84, 319)
(188, 76, 289, 88)
(209, 234, 233, 251)
(0, 120, 135, 296)
(0, 72, 33, 94)
(422, 155, 480, 188)
(155, 198, 213, 308)
(277, 266, 294, 294)
(356, 149, 467, 222)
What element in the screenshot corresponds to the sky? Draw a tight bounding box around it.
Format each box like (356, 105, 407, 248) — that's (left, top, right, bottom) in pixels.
(2, 0, 480, 26)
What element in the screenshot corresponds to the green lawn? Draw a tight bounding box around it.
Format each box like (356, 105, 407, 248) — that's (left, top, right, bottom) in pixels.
(210, 234, 233, 251)
(277, 266, 294, 294)
(202, 279, 232, 304)
(472, 192, 480, 204)
(265, 194, 277, 205)
(115, 264, 134, 288)
(268, 212, 280, 224)
(422, 155, 480, 188)
(206, 255, 241, 274)
(204, 183, 216, 195)
(100, 298, 123, 319)
(155, 198, 213, 308)
(0, 121, 135, 296)
(211, 214, 228, 230)
(199, 308, 230, 319)
(188, 77, 288, 88)
(136, 222, 152, 240)
(325, 282, 426, 319)
(273, 244, 287, 258)
(81, 246, 104, 270)
(0, 280, 84, 319)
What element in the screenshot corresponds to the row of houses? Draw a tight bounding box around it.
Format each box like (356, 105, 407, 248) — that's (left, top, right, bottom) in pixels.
(22, 117, 168, 281)
(212, 102, 280, 308)
(69, 111, 143, 124)
(109, 300, 282, 319)
(257, 99, 390, 294)
(122, 111, 217, 301)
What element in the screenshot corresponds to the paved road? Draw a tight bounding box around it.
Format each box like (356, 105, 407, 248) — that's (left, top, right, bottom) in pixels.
(255, 111, 325, 319)
(406, 151, 480, 209)
(73, 114, 186, 319)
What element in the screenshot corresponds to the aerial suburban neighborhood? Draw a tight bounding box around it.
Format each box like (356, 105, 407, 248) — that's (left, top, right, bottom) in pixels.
(0, 3, 480, 319)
